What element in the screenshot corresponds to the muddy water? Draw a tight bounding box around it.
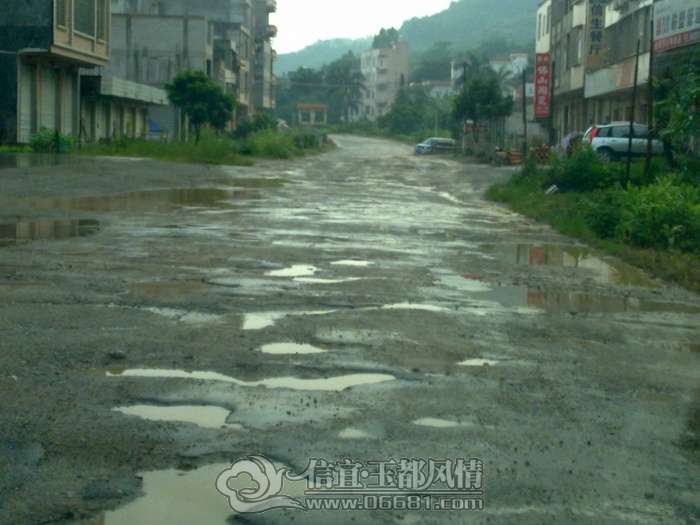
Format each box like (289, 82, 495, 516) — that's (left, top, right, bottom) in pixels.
(107, 368, 396, 391)
(0, 219, 99, 247)
(486, 243, 655, 287)
(114, 405, 234, 429)
(102, 464, 235, 525)
(18, 188, 245, 213)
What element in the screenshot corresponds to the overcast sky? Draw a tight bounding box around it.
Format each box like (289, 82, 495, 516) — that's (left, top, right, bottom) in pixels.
(271, 0, 453, 54)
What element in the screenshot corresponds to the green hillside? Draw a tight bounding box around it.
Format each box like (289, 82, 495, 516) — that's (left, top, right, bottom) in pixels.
(275, 0, 539, 75)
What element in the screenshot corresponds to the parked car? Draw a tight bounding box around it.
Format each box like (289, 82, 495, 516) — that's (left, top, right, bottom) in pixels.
(582, 122, 665, 161)
(415, 137, 457, 155)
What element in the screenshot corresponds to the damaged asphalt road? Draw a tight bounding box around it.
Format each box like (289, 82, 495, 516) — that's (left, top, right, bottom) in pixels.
(0, 135, 698, 524)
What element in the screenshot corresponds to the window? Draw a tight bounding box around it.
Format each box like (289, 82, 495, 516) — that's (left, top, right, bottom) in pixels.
(56, 0, 67, 27)
(612, 126, 630, 138)
(75, 0, 95, 36)
(97, 0, 107, 40)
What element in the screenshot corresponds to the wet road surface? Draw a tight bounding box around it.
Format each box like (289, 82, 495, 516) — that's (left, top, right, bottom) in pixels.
(0, 136, 698, 524)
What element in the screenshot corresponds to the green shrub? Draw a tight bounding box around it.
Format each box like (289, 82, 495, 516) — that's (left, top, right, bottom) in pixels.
(233, 113, 277, 139)
(617, 176, 700, 252)
(294, 131, 320, 150)
(545, 147, 623, 191)
(242, 129, 297, 159)
(30, 128, 74, 153)
(584, 189, 625, 239)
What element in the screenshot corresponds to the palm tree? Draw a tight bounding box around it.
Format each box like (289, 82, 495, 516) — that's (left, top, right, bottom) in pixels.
(452, 52, 490, 90)
(325, 53, 367, 122)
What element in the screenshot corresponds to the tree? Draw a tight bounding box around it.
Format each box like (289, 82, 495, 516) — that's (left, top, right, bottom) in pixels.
(379, 86, 435, 135)
(324, 52, 366, 122)
(165, 70, 235, 143)
(451, 52, 490, 90)
(372, 28, 400, 49)
(412, 42, 454, 82)
(452, 72, 513, 142)
(656, 50, 700, 156)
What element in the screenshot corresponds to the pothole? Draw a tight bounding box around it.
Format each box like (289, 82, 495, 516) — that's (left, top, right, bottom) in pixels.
(338, 428, 373, 439)
(331, 260, 374, 267)
(266, 264, 318, 277)
(294, 277, 363, 284)
(141, 307, 222, 324)
(114, 405, 240, 429)
(107, 369, 396, 391)
(259, 343, 327, 355)
(412, 418, 468, 428)
(242, 310, 335, 331)
(381, 303, 450, 312)
(458, 359, 499, 367)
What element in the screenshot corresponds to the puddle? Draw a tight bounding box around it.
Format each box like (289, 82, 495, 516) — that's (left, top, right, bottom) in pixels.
(19, 188, 244, 213)
(107, 369, 396, 391)
(0, 153, 65, 169)
(294, 277, 362, 284)
(266, 264, 318, 277)
(0, 219, 99, 247)
(331, 260, 374, 267)
(338, 427, 372, 439)
(141, 307, 222, 324)
(525, 290, 700, 315)
(114, 405, 236, 429)
(259, 343, 327, 355)
(242, 310, 335, 331)
(381, 303, 450, 313)
(413, 418, 465, 428)
(102, 463, 237, 525)
(488, 243, 655, 287)
(242, 312, 287, 330)
(459, 359, 499, 367)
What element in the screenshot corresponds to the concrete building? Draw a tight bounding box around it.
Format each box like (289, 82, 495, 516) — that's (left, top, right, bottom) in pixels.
(110, 0, 277, 129)
(0, 0, 110, 144)
(548, 0, 590, 143)
(358, 41, 408, 121)
(585, 0, 655, 125)
(0, 1, 173, 145)
(107, 11, 215, 137)
(253, 0, 277, 112)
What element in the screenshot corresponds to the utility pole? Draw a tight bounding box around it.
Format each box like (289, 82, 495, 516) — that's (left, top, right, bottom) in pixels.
(626, 38, 641, 180)
(645, 15, 656, 177)
(522, 68, 528, 157)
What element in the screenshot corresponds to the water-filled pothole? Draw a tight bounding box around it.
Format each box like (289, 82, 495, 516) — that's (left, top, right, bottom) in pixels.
(259, 343, 327, 355)
(459, 359, 499, 367)
(114, 405, 239, 429)
(107, 369, 396, 391)
(265, 264, 318, 277)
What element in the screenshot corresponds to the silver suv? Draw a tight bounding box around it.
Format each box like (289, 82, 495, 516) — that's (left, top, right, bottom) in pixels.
(583, 122, 665, 161)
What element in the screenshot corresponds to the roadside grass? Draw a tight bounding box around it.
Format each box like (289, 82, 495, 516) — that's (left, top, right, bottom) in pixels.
(0, 145, 31, 153)
(77, 128, 333, 166)
(486, 169, 700, 292)
(79, 133, 253, 166)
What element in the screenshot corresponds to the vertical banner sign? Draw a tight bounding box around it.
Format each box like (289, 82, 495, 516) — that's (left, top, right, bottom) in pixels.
(588, 0, 607, 55)
(654, 0, 700, 53)
(534, 53, 551, 119)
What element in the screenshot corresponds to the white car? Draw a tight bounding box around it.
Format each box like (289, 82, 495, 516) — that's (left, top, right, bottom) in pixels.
(583, 122, 665, 161)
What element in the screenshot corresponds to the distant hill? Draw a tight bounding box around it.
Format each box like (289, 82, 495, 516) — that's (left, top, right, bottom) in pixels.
(275, 0, 538, 75)
(275, 37, 371, 75)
